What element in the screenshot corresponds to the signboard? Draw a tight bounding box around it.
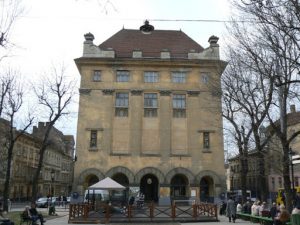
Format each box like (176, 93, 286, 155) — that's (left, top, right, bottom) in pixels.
(292, 155, 300, 164)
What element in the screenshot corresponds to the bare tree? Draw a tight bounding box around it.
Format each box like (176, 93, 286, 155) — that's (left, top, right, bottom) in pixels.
(222, 44, 274, 201)
(229, 0, 300, 210)
(234, 0, 300, 85)
(30, 65, 76, 202)
(0, 0, 24, 60)
(0, 70, 33, 211)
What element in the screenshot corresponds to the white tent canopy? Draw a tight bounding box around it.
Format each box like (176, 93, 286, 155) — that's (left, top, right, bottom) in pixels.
(88, 177, 125, 190)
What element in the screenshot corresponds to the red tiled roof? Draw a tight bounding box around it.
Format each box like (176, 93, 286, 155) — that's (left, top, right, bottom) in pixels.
(98, 29, 204, 58)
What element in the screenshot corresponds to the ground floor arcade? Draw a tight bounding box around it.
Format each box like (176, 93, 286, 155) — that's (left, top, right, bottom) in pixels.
(74, 166, 225, 204)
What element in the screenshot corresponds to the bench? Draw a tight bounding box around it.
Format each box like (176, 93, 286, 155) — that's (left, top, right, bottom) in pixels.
(19, 214, 32, 225)
(236, 212, 291, 225)
(291, 214, 300, 225)
(236, 212, 273, 225)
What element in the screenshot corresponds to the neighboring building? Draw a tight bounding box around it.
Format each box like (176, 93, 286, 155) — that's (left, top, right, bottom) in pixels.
(73, 22, 227, 203)
(0, 119, 75, 200)
(228, 105, 300, 201)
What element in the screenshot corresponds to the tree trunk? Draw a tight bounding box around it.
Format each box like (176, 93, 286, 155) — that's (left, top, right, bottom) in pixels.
(240, 154, 249, 203)
(3, 143, 14, 211)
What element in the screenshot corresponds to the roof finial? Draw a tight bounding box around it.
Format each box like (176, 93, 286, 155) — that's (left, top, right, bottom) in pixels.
(140, 20, 154, 34)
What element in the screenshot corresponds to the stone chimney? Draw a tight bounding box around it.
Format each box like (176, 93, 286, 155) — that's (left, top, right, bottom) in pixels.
(82, 32, 115, 58)
(208, 35, 219, 47)
(290, 104, 296, 113)
(84, 32, 94, 44)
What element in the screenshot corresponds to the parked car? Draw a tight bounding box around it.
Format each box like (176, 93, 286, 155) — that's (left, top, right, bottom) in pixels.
(35, 197, 49, 208)
(35, 197, 57, 208)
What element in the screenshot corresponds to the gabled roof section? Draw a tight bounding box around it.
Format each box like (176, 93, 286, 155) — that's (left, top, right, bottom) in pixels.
(287, 111, 300, 126)
(98, 29, 204, 58)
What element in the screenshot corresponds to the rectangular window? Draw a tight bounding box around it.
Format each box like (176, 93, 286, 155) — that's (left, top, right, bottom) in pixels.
(203, 132, 210, 149)
(201, 73, 209, 84)
(93, 70, 101, 82)
(144, 71, 159, 83)
(90, 130, 97, 148)
(116, 70, 129, 82)
(278, 177, 282, 188)
(172, 72, 186, 83)
(172, 94, 186, 118)
(144, 93, 158, 117)
(115, 93, 129, 117)
(271, 177, 275, 191)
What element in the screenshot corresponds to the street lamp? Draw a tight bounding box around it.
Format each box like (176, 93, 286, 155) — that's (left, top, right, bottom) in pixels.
(290, 148, 295, 196)
(290, 148, 300, 201)
(48, 169, 56, 215)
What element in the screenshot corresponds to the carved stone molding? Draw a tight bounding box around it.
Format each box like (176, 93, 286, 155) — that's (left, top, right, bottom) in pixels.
(79, 88, 91, 95)
(159, 90, 172, 96)
(131, 89, 143, 96)
(187, 90, 200, 97)
(102, 89, 115, 95)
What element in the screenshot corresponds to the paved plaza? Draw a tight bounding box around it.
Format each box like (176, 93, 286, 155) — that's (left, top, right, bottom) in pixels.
(43, 207, 254, 225)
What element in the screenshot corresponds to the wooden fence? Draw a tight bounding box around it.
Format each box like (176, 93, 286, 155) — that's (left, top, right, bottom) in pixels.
(69, 202, 218, 223)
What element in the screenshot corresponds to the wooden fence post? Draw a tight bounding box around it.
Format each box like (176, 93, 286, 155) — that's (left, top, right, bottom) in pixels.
(150, 202, 154, 221)
(172, 203, 176, 220)
(193, 204, 198, 219)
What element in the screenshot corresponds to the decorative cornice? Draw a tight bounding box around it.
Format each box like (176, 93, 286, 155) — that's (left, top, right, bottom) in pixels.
(187, 90, 200, 97)
(79, 88, 91, 95)
(85, 128, 104, 131)
(197, 130, 215, 133)
(131, 89, 143, 96)
(102, 89, 115, 95)
(159, 90, 172, 96)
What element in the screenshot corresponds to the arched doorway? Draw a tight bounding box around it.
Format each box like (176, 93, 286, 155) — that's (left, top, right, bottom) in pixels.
(170, 174, 189, 201)
(112, 173, 129, 203)
(85, 174, 99, 187)
(140, 174, 159, 202)
(200, 176, 214, 203)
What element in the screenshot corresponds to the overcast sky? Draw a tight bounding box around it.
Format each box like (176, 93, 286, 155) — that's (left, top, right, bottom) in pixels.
(4, 0, 231, 137)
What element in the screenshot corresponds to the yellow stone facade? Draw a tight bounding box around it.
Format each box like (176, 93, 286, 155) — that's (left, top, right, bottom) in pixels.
(73, 27, 227, 203)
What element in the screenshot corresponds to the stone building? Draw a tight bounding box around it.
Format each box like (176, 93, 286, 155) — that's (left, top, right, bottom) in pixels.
(73, 22, 227, 203)
(0, 119, 75, 200)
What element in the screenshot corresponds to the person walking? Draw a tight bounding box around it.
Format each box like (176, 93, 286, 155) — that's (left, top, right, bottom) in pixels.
(226, 197, 237, 223)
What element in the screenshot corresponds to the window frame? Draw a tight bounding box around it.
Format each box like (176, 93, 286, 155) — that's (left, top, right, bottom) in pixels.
(203, 132, 210, 149)
(90, 130, 97, 148)
(172, 71, 186, 83)
(115, 92, 129, 117)
(93, 70, 101, 82)
(201, 73, 209, 84)
(144, 71, 159, 83)
(144, 93, 158, 117)
(172, 94, 186, 118)
(116, 70, 130, 82)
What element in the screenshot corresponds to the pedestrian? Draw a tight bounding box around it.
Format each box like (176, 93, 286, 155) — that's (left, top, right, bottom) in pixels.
(274, 205, 290, 225)
(220, 201, 227, 215)
(29, 203, 46, 225)
(226, 197, 237, 223)
(236, 201, 242, 213)
(270, 202, 279, 221)
(292, 206, 300, 215)
(0, 202, 14, 225)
